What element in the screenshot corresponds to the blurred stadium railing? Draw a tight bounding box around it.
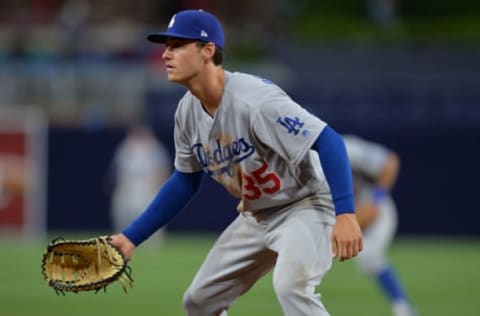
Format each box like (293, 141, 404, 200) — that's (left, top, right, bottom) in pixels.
(0, 0, 479, 236)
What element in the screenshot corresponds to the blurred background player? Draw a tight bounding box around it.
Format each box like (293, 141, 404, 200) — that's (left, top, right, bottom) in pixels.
(108, 124, 171, 246)
(343, 134, 417, 316)
(0, 154, 27, 210)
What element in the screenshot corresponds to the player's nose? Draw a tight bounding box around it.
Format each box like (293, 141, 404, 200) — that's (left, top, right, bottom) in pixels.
(162, 47, 172, 60)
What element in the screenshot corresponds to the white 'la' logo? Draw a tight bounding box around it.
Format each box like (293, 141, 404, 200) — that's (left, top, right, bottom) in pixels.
(168, 15, 176, 28)
(201, 30, 208, 37)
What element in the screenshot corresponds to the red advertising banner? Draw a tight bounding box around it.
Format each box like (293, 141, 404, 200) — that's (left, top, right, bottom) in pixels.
(0, 132, 26, 226)
(0, 106, 47, 235)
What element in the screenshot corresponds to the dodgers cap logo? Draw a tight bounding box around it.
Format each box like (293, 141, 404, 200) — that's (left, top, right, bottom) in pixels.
(147, 9, 225, 49)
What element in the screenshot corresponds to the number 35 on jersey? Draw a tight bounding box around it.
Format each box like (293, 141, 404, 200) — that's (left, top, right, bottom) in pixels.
(242, 162, 281, 200)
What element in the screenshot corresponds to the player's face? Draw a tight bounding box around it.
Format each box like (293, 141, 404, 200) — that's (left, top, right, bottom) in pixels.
(162, 38, 206, 84)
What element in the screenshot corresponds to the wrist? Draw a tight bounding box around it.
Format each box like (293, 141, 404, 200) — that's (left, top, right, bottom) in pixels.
(372, 186, 388, 203)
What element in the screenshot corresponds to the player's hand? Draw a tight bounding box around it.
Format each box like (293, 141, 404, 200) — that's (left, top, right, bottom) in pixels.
(331, 213, 363, 262)
(109, 233, 136, 261)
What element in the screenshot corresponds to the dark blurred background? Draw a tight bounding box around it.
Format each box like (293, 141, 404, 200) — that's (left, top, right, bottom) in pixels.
(0, 0, 479, 237)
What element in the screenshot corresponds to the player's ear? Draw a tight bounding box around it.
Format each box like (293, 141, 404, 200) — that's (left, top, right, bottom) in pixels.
(200, 42, 216, 62)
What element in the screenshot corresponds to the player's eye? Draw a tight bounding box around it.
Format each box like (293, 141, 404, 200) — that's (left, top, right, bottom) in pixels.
(166, 39, 194, 49)
(168, 41, 182, 49)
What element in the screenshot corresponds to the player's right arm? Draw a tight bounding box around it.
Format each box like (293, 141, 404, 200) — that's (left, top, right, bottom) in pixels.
(110, 169, 204, 259)
(312, 127, 363, 261)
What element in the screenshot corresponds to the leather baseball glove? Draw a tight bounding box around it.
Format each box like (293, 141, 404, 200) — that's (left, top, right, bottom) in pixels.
(41, 236, 133, 295)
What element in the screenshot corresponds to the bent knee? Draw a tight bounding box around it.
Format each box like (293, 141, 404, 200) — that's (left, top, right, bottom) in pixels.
(273, 273, 312, 301)
(357, 252, 387, 276)
(183, 287, 228, 316)
(183, 287, 203, 313)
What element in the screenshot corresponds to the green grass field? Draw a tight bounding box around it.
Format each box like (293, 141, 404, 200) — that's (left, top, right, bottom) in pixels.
(1, 234, 479, 316)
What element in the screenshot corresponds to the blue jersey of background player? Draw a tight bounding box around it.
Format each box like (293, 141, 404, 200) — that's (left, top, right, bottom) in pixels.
(111, 9, 363, 316)
(344, 135, 418, 316)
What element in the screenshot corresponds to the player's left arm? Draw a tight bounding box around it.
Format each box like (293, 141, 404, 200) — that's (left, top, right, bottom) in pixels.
(356, 150, 401, 228)
(312, 126, 363, 262)
(354, 201, 379, 229)
(373, 151, 400, 199)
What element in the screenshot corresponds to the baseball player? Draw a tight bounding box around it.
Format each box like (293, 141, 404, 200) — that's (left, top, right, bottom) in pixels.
(343, 135, 417, 316)
(111, 9, 362, 316)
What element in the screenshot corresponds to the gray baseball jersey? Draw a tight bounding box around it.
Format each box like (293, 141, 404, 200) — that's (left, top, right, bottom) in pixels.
(176, 71, 336, 315)
(343, 134, 389, 199)
(343, 135, 398, 274)
(174, 71, 332, 213)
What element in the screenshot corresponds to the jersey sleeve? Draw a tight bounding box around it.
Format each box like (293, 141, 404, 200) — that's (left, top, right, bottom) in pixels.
(344, 135, 389, 178)
(173, 110, 203, 173)
(252, 91, 326, 165)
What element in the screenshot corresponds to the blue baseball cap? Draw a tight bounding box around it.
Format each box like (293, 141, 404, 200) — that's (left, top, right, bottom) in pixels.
(147, 10, 225, 49)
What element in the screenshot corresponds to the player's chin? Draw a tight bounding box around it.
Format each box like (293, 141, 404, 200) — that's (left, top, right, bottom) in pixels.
(165, 72, 176, 81)
(168, 74, 192, 86)
(166, 73, 183, 83)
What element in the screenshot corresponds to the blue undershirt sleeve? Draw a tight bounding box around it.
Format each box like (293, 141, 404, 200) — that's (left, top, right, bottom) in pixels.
(312, 126, 355, 215)
(122, 169, 204, 246)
